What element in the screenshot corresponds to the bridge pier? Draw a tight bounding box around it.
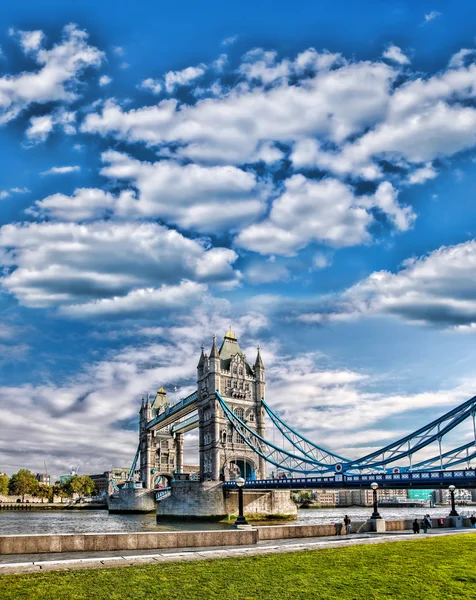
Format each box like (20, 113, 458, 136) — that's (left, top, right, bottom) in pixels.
(156, 481, 297, 521)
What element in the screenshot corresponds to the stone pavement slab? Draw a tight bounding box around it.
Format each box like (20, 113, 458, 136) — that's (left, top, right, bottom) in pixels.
(0, 528, 473, 575)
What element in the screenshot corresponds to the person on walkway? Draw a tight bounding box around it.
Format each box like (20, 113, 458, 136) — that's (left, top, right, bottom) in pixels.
(412, 519, 420, 534)
(344, 515, 351, 535)
(421, 518, 429, 534)
(423, 515, 432, 532)
(470, 514, 476, 528)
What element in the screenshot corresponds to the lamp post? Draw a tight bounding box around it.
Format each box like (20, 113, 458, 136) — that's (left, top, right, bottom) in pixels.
(370, 482, 381, 519)
(234, 477, 248, 526)
(448, 485, 459, 517)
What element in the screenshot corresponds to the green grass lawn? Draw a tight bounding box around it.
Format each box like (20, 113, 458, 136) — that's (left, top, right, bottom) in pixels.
(1, 535, 475, 600)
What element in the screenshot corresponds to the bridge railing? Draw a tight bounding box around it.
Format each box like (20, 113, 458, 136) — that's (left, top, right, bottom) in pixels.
(223, 468, 476, 488)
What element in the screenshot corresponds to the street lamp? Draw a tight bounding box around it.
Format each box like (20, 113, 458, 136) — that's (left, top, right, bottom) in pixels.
(448, 485, 459, 517)
(234, 477, 249, 526)
(370, 482, 381, 519)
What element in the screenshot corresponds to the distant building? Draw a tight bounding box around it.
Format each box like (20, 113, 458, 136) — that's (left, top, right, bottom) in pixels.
(88, 468, 130, 495)
(408, 489, 434, 501)
(314, 491, 338, 506)
(36, 473, 50, 486)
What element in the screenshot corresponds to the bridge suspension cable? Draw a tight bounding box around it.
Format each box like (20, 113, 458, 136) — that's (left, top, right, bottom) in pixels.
(262, 398, 350, 467)
(344, 395, 476, 471)
(217, 392, 335, 474)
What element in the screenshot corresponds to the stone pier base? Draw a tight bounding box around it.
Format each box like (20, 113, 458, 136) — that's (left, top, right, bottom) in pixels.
(156, 481, 297, 521)
(107, 488, 156, 514)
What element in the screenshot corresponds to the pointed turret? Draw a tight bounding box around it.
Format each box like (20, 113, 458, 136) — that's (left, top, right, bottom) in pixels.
(255, 345, 264, 370)
(197, 345, 205, 369)
(152, 386, 169, 414)
(210, 334, 219, 359)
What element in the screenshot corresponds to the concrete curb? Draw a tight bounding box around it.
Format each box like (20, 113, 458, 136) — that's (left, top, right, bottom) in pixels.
(0, 529, 474, 575)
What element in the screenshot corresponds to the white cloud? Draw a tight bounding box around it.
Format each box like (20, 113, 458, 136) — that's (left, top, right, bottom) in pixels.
(17, 29, 45, 53)
(139, 78, 162, 95)
(113, 46, 125, 56)
(99, 75, 112, 86)
(424, 11, 441, 23)
(237, 176, 413, 255)
(213, 53, 228, 72)
(41, 165, 81, 176)
(82, 57, 396, 165)
(239, 49, 291, 84)
(312, 252, 333, 270)
(26, 108, 76, 142)
(0, 221, 239, 310)
(93, 150, 266, 233)
(297, 240, 476, 329)
(61, 280, 206, 318)
(0, 24, 102, 126)
(407, 162, 438, 184)
(383, 44, 410, 65)
(222, 35, 238, 46)
(164, 65, 206, 92)
(0, 187, 30, 200)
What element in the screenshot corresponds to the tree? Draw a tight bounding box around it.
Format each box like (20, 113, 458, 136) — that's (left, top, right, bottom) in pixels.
(8, 469, 39, 501)
(0, 474, 9, 495)
(36, 484, 50, 503)
(65, 475, 96, 499)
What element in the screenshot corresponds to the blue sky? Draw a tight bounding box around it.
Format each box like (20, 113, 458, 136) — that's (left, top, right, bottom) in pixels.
(1, 1, 476, 478)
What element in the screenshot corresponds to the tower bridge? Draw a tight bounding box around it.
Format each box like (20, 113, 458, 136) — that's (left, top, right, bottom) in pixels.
(108, 329, 476, 517)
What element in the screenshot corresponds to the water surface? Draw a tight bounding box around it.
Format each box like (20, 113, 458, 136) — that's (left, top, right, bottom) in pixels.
(0, 505, 464, 536)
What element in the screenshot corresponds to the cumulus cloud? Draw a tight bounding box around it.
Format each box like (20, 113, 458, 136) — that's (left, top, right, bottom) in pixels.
(40, 165, 81, 176)
(139, 78, 162, 94)
(26, 109, 76, 142)
(0, 24, 102, 126)
(236, 176, 414, 255)
(99, 75, 112, 86)
(82, 43, 476, 193)
(221, 35, 238, 46)
(383, 44, 410, 65)
(82, 57, 396, 165)
(0, 221, 240, 311)
(407, 162, 438, 184)
(61, 280, 206, 318)
(31, 152, 269, 234)
(164, 65, 206, 92)
(297, 240, 476, 329)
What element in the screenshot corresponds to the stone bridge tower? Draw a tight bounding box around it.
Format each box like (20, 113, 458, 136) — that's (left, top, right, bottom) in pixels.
(139, 388, 178, 487)
(197, 329, 266, 481)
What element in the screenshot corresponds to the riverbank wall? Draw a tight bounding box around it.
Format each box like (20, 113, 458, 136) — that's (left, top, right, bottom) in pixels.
(0, 517, 470, 555)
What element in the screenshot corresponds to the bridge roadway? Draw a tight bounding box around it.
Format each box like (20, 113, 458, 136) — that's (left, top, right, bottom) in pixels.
(223, 468, 476, 490)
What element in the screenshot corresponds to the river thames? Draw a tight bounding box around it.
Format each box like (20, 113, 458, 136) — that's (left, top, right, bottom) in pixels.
(0, 505, 465, 535)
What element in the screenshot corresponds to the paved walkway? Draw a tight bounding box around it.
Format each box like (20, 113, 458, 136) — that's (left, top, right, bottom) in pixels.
(0, 529, 474, 575)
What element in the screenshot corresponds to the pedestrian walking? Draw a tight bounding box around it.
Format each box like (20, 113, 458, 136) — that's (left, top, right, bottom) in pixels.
(423, 514, 432, 532)
(470, 514, 476, 528)
(412, 519, 420, 534)
(344, 515, 351, 535)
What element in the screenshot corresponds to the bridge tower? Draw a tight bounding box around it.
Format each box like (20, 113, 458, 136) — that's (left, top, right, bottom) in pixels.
(197, 328, 267, 482)
(139, 388, 178, 488)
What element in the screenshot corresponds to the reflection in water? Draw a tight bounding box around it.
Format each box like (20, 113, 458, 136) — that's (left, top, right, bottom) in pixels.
(0, 505, 458, 536)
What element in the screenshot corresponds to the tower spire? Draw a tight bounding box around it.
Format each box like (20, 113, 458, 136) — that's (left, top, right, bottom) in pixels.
(197, 344, 205, 368)
(255, 345, 264, 369)
(210, 334, 219, 358)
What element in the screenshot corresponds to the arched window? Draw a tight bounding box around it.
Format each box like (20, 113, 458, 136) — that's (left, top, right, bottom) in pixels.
(235, 407, 244, 420)
(248, 412, 255, 423)
(161, 440, 168, 449)
(239, 367, 243, 376)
